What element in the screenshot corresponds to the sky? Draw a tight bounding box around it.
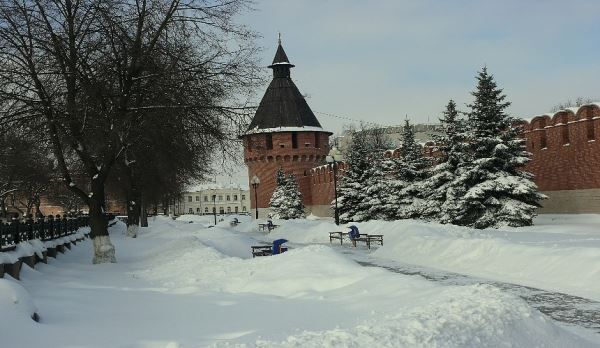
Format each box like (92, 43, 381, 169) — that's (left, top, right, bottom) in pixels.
(215, 0, 600, 188)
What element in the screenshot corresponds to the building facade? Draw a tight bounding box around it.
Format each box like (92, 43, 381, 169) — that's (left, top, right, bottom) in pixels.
(172, 185, 251, 216)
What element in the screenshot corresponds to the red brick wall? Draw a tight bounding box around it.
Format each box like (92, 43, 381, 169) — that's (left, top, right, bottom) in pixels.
(521, 104, 600, 191)
(243, 131, 330, 210)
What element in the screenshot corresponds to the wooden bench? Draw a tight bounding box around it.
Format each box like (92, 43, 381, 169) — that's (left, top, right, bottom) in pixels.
(329, 231, 348, 245)
(329, 231, 384, 249)
(258, 223, 279, 232)
(251, 245, 288, 258)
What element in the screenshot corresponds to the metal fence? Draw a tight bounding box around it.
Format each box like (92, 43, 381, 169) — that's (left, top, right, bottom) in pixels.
(0, 215, 91, 252)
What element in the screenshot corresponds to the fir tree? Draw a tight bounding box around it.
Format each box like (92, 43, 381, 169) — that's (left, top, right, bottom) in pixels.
(269, 170, 305, 219)
(451, 67, 545, 228)
(336, 129, 378, 222)
(419, 100, 469, 222)
(381, 119, 428, 220)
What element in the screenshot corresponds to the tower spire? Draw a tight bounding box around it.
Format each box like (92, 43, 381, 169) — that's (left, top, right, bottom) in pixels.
(278, 32, 281, 45)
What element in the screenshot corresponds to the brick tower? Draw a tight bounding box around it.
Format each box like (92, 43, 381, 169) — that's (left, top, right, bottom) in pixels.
(242, 39, 332, 218)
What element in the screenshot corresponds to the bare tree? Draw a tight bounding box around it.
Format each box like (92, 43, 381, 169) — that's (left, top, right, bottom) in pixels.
(550, 97, 599, 112)
(0, 0, 259, 262)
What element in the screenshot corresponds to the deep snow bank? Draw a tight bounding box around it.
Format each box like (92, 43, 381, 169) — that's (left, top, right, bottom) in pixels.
(252, 216, 600, 301)
(212, 285, 592, 348)
(136, 221, 595, 347)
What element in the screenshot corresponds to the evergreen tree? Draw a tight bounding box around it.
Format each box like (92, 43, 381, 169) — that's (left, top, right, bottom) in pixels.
(451, 67, 544, 228)
(269, 170, 305, 219)
(419, 100, 469, 222)
(380, 119, 428, 220)
(336, 130, 373, 223)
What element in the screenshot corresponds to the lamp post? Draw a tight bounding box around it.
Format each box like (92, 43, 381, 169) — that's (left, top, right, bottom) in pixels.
(250, 175, 260, 219)
(326, 148, 343, 225)
(212, 194, 217, 225)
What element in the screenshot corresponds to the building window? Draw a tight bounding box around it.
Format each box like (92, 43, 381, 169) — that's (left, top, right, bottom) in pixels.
(227, 207, 231, 213)
(242, 206, 247, 212)
(195, 196, 200, 201)
(292, 132, 298, 148)
(219, 195, 223, 201)
(212, 207, 216, 213)
(315, 132, 320, 148)
(196, 208, 200, 213)
(188, 196, 192, 202)
(204, 196, 208, 202)
(219, 207, 224, 214)
(235, 206, 238, 213)
(266, 133, 273, 150)
(205, 207, 209, 213)
(227, 195, 230, 201)
(233, 195, 238, 201)
(241, 195, 246, 200)
(188, 208, 192, 214)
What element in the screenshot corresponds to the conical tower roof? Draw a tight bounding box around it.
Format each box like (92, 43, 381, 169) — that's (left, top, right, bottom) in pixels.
(246, 40, 326, 134)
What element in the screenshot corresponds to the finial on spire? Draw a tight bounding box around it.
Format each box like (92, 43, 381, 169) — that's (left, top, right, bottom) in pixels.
(278, 32, 282, 45)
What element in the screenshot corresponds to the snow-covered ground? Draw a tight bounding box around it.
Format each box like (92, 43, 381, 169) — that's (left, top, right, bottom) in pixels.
(1, 214, 599, 347)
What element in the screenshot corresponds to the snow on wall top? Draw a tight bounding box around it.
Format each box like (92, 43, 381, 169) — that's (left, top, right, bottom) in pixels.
(185, 182, 248, 192)
(520, 102, 600, 124)
(244, 126, 326, 135)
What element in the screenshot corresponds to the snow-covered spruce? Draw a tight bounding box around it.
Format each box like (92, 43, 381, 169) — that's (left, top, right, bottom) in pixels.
(269, 168, 306, 219)
(336, 127, 393, 222)
(449, 67, 545, 228)
(380, 119, 429, 221)
(419, 100, 470, 223)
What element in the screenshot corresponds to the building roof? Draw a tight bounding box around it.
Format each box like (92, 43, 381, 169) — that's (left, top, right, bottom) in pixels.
(246, 42, 325, 134)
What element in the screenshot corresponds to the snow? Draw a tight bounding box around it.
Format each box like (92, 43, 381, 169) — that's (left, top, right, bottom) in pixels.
(244, 126, 325, 135)
(1, 215, 599, 347)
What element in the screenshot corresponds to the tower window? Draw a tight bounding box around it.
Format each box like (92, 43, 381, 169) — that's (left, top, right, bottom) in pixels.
(292, 132, 298, 148)
(266, 134, 273, 149)
(314, 132, 320, 148)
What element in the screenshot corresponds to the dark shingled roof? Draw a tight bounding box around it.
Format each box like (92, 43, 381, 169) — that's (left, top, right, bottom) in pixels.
(247, 43, 324, 132)
(271, 44, 291, 65)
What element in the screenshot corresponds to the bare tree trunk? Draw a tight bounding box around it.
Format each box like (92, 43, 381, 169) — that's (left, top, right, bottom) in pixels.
(89, 182, 116, 263)
(140, 193, 148, 227)
(126, 185, 140, 238)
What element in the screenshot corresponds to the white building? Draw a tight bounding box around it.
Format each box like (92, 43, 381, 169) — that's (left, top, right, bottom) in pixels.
(172, 184, 251, 216)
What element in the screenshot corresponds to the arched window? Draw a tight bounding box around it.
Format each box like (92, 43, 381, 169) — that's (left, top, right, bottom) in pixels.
(227, 207, 231, 213)
(188, 208, 192, 214)
(205, 207, 209, 213)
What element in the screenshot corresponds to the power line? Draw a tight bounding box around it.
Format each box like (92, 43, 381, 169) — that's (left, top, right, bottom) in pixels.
(314, 111, 381, 127)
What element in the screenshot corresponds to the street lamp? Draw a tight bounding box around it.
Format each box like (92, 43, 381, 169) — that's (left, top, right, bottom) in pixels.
(212, 194, 217, 225)
(250, 175, 260, 219)
(326, 147, 343, 225)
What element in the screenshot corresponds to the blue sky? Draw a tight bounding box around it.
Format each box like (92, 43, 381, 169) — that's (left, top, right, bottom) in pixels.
(241, 0, 600, 134)
(215, 0, 599, 187)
